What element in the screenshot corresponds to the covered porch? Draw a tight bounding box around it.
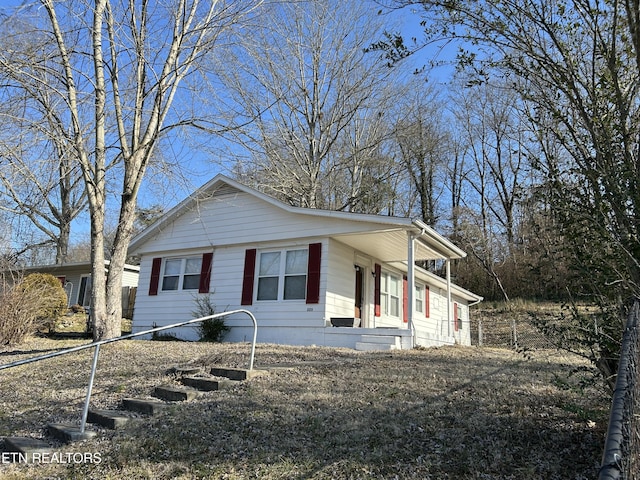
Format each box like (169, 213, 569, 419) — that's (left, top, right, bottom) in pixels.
(329, 219, 471, 348)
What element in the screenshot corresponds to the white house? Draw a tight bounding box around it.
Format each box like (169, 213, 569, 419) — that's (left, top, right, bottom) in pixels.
(21, 261, 140, 319)
(128, 175, 482, 350)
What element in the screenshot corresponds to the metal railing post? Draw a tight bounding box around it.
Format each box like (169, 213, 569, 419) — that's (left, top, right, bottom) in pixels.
(0, 309, 258, 432)
(247, 310, 257, 371)
(80, 343, 101, 433)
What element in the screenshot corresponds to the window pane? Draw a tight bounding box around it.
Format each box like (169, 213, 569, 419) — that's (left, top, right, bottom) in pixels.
(284, 275, 306, 299)
(183, 274, 200, 290)
(162, 276, 179, 291)
(285, 250, 308, 274)
(259, 252, 281, 276)
(185, 257, 202, 274)
(389, 275, 399, 296)
(164, 259, 181, 275)
(390, 297, 399, 317)
(257, 277, 278, 300)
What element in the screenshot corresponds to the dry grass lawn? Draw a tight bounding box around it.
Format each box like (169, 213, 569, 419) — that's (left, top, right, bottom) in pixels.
(0, 337, 608, 479)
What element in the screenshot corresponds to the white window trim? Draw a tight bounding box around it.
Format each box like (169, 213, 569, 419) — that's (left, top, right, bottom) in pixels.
(161, 256, 202, 292)
(415, 283, 425, 315)
(256, 248, 308, 302)
(380, 270, 401, 318)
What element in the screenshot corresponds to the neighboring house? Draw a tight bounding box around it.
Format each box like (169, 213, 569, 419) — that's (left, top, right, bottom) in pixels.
(21, 261, 140, 319)
(128, 175, 482, 350)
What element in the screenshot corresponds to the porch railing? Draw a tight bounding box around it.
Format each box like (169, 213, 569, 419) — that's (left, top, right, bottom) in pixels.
(0, 309, 258, 435)
(599, 300, 640, 479)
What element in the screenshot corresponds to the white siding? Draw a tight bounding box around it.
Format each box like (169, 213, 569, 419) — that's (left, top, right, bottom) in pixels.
(325, 239, 360, 324)
(136, 192, 380, 255)
(61, 273, 85, 306)
(133, 240, 327, 343)
(122, 268, 139, 287)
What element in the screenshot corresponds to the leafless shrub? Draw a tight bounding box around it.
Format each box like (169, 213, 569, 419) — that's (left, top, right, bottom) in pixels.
(0, 271, 68, 345)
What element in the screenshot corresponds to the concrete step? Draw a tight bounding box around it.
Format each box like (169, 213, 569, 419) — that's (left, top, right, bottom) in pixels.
(3, 437, 52, 461)
(180, 376, 236, 392)
(359, 334, 401, 346)
(355, 342, 396, 351)
(122, 397, 168, 415)
(209, 366, 267, 381)
(47, 423, 97, 443)
(153, 385, 200, 402)
(87, 409, 131, 429)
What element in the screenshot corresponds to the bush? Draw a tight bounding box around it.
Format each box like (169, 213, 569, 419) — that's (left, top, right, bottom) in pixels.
(192, 295, 229, 342)
(21, 273, 68, 333)
(0, 272, 68, 345)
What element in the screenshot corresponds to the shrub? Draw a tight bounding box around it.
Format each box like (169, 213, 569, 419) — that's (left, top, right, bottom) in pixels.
(21, 273, 68, 333)
(0, 271, 68, 345)
(192, 295, 229, 342)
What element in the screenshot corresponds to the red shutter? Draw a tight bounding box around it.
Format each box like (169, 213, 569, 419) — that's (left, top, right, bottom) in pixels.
(374, 263, 381, 317)
(199, 252, 213, 294)
(56, 276, 66, 287)
(454, 302, 459, 331)
(306, 243, 322, 304)
(425, 285, 430, 318)
(241, 249, 257, 305)
(149, 257, 162, 296)
(402, 275, 408, 323)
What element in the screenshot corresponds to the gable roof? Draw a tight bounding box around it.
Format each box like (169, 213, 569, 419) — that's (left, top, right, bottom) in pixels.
(129, 174, 467, 261)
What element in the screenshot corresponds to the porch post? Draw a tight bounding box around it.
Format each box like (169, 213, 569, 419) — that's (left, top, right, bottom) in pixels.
(407, 232, 416, 346)
(446, 259, 452, 337)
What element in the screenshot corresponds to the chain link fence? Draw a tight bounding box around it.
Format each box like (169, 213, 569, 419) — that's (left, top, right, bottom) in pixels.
(471, 314, 556, 350)
(599, 300, 640, 480)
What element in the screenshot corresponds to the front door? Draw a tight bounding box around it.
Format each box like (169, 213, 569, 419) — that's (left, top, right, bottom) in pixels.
(354, 266, 363, 325)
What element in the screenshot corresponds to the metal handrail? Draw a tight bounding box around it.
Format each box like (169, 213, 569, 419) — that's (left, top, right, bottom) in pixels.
(0, 309, 258, 434)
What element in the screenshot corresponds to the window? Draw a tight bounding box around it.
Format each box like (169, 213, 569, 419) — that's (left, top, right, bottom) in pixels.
(162, 257, 202, 291)
(415, 284, 424, 314)
(78, 275, 92, 307)
(455, 303, 463, 330)
(257, 248, 308, 301)
(380, 271, 400, 317)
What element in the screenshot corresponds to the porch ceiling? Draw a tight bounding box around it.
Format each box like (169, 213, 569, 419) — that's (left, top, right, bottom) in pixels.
(332, 228, 460, 262)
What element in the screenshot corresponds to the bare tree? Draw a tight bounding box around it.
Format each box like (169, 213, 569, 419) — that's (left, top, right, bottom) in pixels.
(1, 0, 261, 339)
(0, 13, 86, 264)
(448, 80, 530, 301)
(380, 0, 640, 384)
(391, 85, 448, 226)
(216, 0, 399, 211)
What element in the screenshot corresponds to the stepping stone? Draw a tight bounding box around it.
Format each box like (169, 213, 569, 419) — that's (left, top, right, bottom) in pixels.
(3, 437, 52, 462)
(209, 366, 268, 381)
(122, 398, 168, 415)
(166, 365, 203, 376)
(87, 409, 131, 429)
(47, 423, 97, 443)
(180, 376, 236, 392)
(153, 385, 200, 402)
